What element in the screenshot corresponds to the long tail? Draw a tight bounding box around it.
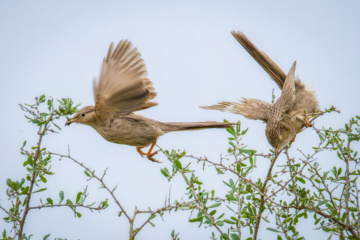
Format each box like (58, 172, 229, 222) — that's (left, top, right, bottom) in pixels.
(160, 121, 235, 133)
(231, 31, 287, 89)
(200, 98, 271, 122)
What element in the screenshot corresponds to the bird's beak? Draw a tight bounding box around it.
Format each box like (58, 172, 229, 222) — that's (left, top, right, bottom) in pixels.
(65, 120, 73, 126)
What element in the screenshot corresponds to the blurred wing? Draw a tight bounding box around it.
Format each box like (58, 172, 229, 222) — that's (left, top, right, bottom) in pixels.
(94, 40, 157, 121)
(231, 31, 287, 89)
(275, 61, 296, 112)
(200, 98, 271, 122)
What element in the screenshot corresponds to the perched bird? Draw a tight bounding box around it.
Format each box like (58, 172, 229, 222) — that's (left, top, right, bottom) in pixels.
(66, 40, 234, 162)
(201, 31, 318, 156)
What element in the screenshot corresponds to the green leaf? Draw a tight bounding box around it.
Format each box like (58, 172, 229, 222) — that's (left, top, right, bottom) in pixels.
(76, 192, 83, 204)
(43, 234, 51, 240)
(231, 234, 240, 240)
(174, 160, 182, 170)
(295, 177, 306, 184)
(39, 175, 47, 183)
(33, 188, 47, 193)
(215, 167, 224, 174)
(39, 94, 46, 103)
(47, 99, 53, 110)
(208, 202, 221, 208)
(76, 212, 82, 218)
(216, 220, 224, 226)
(226, 194, 237, 201)
(160, 168, 170, 178)
(226, 127, 236, 136)
(46, 198, 53, 205)
(189, 216, 203, 222)
(26, 154, 34, 167)
(266, 227, 282, 233)
(224, 219, 236, 224)
(84, 171, 91, 177)
(66, 199, 74, 206)
(6, 179, 12, 188)
(59, 191, 64, 202)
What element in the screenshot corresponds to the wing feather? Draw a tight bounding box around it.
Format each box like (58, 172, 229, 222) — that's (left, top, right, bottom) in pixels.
(231, 31, 287, 89)
(93, 40, 157, 122)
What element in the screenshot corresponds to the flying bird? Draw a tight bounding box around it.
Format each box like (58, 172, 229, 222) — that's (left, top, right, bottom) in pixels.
(66, 40, 234, 162)
(201, 31, 318, 156)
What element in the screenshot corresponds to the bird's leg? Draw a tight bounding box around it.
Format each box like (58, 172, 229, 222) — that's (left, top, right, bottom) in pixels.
(145, 143, 161, 163)
(136, 144, 161, 163)
(304, 116, 313, 127)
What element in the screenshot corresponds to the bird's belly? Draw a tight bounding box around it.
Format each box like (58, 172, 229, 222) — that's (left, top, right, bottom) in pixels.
(93, 120, 159, 147)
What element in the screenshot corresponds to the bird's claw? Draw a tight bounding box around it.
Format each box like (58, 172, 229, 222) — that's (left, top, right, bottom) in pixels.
(136, 145, 161, 163)
(304, 117, 313, 127)
(136, 147, 147, 158)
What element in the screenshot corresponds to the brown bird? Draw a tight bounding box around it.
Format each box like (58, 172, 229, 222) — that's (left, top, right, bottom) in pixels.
(201, 31, 318, 156)
(66, 40, 234, 162)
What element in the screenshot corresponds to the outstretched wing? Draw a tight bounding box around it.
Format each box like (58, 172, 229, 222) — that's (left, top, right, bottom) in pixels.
(231, 31, 287, 89)
(200, 98, 271, 122)
(93, 40, 157, 122)
(274, 61, 296, 112)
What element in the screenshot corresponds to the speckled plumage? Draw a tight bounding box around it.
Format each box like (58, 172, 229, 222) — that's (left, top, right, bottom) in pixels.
(201, 32, 318, 155)
(66, 40, 234, 162)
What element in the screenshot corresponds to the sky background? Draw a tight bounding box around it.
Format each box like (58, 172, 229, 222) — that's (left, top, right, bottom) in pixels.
(1, 1, 359, 239)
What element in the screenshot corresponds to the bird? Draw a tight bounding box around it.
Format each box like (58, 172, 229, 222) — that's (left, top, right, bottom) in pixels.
(65, 40, 234, 163)
(201, 31, 318, 156)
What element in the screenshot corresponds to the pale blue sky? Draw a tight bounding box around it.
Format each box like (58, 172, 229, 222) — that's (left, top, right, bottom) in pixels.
(1, 1, 359, 239)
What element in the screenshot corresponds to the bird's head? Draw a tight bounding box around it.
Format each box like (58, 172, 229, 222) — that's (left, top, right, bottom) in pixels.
(266, 121, 293, 158)
(65, 106, 96, 126)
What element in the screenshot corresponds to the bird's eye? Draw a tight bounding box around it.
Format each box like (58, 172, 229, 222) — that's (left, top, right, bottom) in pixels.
(81, 113, 85, 117)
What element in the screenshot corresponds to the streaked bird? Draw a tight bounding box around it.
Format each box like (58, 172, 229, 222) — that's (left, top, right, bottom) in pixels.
(66, 40, 234, 162)
(201, 31, 318, 156)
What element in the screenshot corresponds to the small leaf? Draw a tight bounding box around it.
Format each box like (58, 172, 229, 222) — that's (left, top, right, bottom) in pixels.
(216, 220, 224, 226)
(208, 202, 221, 208)
(174, 160, 182, 170)
(295, 177, 306, 184)
(46, 198, 53, 205)
(231, 233, 240, 240)
(226, 127, 236, 136)
(33, 188, 47, 193)
(160, 168, 169, 178)
(59, 191, 64, 202)
(267, 227, 282, 233)
(43, 234, 51, 240)
(39, 175, 47, 183)
(76, 192, 82, 204)
(224, 219, 236, 224)
(189, 216, 203, 222)
(6, 179, 12, 188)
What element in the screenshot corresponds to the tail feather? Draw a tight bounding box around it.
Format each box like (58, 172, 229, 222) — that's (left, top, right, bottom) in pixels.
(201, 98, 271, 122)
(231, 31, 287, 89)
(161, 121, 235, 133)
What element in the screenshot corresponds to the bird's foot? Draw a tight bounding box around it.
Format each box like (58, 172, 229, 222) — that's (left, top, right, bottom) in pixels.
(291, 135, 296, 143)
(147, 151, 161, 163)
(304, 116, 313, 127)
(136, 147, 147, 158)
(136, 144, 162, 163)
